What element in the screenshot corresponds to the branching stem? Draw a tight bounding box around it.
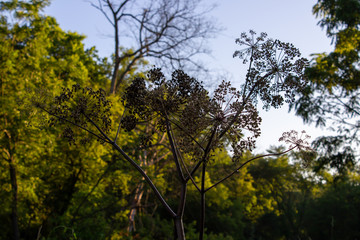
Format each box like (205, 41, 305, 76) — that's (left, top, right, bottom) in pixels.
(205, 146, 297, 192)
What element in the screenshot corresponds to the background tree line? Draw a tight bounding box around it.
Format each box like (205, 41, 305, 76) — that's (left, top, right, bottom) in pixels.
(1, 0, 360, 239)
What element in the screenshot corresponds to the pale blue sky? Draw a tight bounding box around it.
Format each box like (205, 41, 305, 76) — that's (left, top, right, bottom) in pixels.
(44, 0, 333, 152)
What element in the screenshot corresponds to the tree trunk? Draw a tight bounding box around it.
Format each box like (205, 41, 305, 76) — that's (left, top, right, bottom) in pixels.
(110, 59, 120, 95)
(128, 182, 144, 232)
(9, 157, 20, 240)
(110, 12, 120, 95)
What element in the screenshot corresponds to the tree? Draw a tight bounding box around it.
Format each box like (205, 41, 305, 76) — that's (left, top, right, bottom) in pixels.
(304, 180, 360, 240)
(35, 30, 310, 239)
(89, 0, 218, 94)
(290, 0, 360, 174)
(246, 148, 314, 240)
(0, 1, 111, 239)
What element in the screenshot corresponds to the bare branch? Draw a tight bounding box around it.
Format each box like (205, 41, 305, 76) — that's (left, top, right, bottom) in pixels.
(90, 0, 218, 93)
(89, 0, 115, 26)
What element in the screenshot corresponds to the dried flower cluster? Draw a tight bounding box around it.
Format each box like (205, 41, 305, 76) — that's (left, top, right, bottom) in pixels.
(235, 30, 309, 109)
(47, 84, 112, 144)
(210, 80, 261, 160)
(41, 31, 309, 163)
(122, 68, 263, 161)
(32, 29, 313, 240)
(123, 68, 210, 132)
(279, 130, 312, 151)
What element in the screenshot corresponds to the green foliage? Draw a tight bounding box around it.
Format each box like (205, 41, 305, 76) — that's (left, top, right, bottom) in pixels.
(304, 181, 360, 239)
(0, 1, 119, 239)
(291, 0, 360, 174)
(31, 28, 309, 240)
(313, 0, 360, 37)
(246, 149, 314, 239)
(2, 1, 360, 240)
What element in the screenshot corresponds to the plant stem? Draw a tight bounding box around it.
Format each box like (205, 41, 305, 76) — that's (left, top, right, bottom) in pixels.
(199, 162, 206, 240)
(174, 183, 187, 240)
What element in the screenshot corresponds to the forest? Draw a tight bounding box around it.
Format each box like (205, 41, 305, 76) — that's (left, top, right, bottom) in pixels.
(1, 0, 360, 239)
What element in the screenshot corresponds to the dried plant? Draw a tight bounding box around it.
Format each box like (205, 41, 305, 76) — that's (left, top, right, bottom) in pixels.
(36, 31, 312, 240)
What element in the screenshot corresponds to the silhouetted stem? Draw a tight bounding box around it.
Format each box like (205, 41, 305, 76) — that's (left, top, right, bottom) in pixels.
(168, 118, 205, 151)
(37, 106, 110, 143)
(174, 183, 187, 239)
(205, 146, 297, 192)
(199, 162, 206, 240)
(218, 71, 274, 140)
(179, 152, 201, 192)
(84, 114, 177, 218)
(166, 120, 185, 182)
(242, 50, 254, 98)
(188, 127, 217, 179)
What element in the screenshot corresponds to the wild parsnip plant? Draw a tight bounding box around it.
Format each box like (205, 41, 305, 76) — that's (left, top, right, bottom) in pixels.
(36, 31, 311, 240)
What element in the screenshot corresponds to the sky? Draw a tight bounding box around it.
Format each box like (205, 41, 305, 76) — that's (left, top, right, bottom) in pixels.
(44, 0, 334, 152)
